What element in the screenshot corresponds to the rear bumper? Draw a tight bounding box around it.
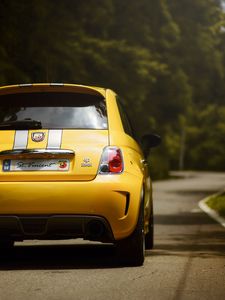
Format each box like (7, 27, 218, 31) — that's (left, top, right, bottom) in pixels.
(0, 173, 143, 240)
(0, 215, 114, 243)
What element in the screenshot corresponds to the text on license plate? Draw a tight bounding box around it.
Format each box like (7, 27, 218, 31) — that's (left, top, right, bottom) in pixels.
(3, 159, 70, 172)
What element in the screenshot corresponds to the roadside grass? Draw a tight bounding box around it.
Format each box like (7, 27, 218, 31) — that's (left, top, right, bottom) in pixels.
(206, 193, 225, 218)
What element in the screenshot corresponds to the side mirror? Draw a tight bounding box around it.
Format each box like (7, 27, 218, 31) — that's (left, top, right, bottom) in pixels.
(141, 134, 161, 156)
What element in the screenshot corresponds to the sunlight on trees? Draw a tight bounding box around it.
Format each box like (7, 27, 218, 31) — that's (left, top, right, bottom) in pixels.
(0, 0, 225, 178)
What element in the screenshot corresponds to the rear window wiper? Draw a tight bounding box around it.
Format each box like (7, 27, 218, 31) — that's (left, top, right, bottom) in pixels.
(0, 119, 42, 130)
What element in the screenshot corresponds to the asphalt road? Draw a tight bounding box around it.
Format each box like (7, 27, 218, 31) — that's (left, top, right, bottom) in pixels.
(0, 171, 225, 300)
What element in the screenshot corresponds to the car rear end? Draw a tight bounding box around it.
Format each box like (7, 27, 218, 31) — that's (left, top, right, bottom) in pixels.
(0, 84, 143, 246)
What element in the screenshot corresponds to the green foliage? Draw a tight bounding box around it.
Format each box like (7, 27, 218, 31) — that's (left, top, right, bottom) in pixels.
(149, 146, 170, 180)
(1, 0, 225, 178)
(207, 193, 225, 217)
(186, 105, 225, 170)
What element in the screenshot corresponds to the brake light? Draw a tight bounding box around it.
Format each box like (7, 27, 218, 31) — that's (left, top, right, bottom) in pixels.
(99, 147, 123, 174)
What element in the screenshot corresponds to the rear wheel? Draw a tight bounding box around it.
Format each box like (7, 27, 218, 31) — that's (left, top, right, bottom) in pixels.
(145, 202, 154, 249)
(0, 239, 14, 251)
(116, 202, 145, 266)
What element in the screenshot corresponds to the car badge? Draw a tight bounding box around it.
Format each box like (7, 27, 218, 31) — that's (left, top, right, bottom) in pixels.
(58, 160, 68, 169)
(31, 132, 45, 142)
(81, 158, 92, 167)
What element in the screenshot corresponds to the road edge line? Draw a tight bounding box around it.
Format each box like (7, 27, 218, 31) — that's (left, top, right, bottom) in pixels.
(198, 191, 225, 228)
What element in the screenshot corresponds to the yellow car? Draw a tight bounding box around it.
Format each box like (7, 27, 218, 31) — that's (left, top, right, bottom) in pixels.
(0, 83, 160, 266)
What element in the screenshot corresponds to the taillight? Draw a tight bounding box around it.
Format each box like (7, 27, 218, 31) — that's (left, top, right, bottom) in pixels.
(98, 147, 123, 174)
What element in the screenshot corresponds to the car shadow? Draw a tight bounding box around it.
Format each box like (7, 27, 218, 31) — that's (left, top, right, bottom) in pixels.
(0, 243, 122, 270)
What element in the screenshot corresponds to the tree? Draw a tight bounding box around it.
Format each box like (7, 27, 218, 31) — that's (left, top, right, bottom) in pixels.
(1, 0, 225, 177)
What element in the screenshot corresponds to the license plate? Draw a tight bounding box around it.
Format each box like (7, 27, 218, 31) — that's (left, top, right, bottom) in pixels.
(3, 159, 70, 172)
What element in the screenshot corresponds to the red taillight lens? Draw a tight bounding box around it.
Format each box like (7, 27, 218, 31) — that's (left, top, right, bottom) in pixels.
(99, 147, 123, 174)
(108, 149, 123, 173)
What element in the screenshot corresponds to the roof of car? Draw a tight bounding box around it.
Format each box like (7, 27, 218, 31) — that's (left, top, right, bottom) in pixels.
(0, 83, 107, 97)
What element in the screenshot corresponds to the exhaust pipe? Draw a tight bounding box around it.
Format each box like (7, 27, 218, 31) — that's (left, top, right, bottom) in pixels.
(86, 220, 105, 240)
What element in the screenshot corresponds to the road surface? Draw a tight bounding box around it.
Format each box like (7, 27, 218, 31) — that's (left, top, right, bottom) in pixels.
(0, 171, 225, 300)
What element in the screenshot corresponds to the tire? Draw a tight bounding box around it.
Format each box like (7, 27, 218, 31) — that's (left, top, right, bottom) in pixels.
(0, 240, 14, 251)
(116, 202, 145, 266)
(145, 202, 154, 249)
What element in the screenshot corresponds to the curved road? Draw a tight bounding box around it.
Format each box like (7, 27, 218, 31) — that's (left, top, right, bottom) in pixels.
(0, 171, 225, 300)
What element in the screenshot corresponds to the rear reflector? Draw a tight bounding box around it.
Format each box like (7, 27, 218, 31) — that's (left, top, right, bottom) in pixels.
(98, 147, 123, 174)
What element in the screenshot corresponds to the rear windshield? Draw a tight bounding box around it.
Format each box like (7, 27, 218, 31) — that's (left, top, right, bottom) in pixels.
(0, 92, 108, 130)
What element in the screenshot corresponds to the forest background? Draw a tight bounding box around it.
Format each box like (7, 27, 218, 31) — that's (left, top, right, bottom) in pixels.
(1, 0, 225, 179)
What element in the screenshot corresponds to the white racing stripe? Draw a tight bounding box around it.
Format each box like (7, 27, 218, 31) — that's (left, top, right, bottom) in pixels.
(13, 129, 62, 150)
(13, 130, 28, 149)
(47, 130, 62, 149)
